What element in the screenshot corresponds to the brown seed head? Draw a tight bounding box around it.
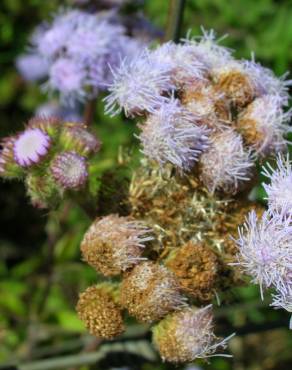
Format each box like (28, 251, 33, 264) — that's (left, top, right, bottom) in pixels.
(76, 284, 124, 339)
(120, 261, 186, 323)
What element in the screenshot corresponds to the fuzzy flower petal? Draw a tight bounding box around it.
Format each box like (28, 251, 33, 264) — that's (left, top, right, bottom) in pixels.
(16, 53, 49, 82)
(138, 98, 210, 171)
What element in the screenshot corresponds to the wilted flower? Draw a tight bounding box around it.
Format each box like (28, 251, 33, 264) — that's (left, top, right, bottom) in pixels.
(234, 210, 292, 297)
(104, 51, 175, 117)
(13, 128, 51, 167)
(120, 261, 186, 323)
(50, 151, 88, 189)
(16, 53, 49, 81)
(200, 129, 254, 194)
(76, 284, 125, 339)
(152, 305, 233, 363)
(81, 215, 152, 276)
(262, 154, 292, 214)
(237, 95, 290, 155)
(139, 98, 209, 171)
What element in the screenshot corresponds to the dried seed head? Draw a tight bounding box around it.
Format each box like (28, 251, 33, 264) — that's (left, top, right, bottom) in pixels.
(76, 284, 124, 339)
(50, 151, 88, 189)
(166, 242, 219, 302)
(152, 305, 233, 363)
(81, 215, 152, 276)
(120, 261, 186, 323)
(199, 129, 254, 194)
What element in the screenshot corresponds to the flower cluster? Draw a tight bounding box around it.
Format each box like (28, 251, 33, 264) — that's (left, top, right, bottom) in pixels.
(235, 155, 292, 328)
(105, 28, 291, 194)
(0, 117, 100, 208)
(17, 8, 146, 105)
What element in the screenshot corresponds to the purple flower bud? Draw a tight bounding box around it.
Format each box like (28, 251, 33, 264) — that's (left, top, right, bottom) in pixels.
(138, 98, 210, 171)
(50, 151, 88, 189)
(13, 128, 51, 167)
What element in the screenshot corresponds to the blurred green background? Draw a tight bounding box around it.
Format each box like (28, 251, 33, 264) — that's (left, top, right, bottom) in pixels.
(0, 0, 292, 369)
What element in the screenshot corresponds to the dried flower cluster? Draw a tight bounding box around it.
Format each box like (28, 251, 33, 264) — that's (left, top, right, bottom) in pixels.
(0, 117, 100, 208)
(77, 29, 291, 364)
(16, 7, 147, 105)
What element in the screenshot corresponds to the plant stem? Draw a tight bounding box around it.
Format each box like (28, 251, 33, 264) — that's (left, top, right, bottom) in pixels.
(83, 97, 97, 126)
(165, 0, 186, 43)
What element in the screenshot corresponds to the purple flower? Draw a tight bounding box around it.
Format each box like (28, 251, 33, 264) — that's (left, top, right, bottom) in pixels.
(262, 155, 292, 214)
(200, 130, 254, 194)
(104, 51, 175, 117)
(234, 210, 292, 297)
(47, 58, 87, 104)
(138, 98, 209, 171)
(13, 128, 51, 167)
(16, 53, 49, 81)
(271, 286, 292, 328)
(35, 102, 82, 122)
(50, 151, 88, 189)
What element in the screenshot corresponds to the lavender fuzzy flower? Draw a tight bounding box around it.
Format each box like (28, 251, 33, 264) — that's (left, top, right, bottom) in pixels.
(50, 151, 88, 189)
(200, 130, 254, 194)
(235, 210, 292, 297)
(262, 155, 292, 214)
(138, 98, 209, 171)
(104, 51, 175, 117)
(13, 128, 51, 167)
(271, 286, 292, 329)
(16, 53, 49, 82)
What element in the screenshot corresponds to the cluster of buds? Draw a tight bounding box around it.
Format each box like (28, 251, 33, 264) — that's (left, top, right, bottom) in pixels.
(0, 117, 100, 208)
(16, 5, 150, 106)
(235, 155, 292, 328)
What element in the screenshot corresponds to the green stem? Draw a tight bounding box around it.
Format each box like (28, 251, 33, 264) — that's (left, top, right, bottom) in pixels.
(165, 0, 186, 43)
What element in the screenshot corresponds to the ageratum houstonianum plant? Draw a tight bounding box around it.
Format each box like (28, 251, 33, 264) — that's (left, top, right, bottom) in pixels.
(74, 29, 292, 364)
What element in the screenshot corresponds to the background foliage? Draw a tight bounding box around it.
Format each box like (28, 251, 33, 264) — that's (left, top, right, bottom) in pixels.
(0, 0, 292, 369)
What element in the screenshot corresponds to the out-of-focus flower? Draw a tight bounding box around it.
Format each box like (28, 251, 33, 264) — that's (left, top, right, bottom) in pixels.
(104, 51, 175, 116)
(50, 151, 88, 189)
(271, 286, 292, 328)
(234, 210, 292, 297)
(120, 261, 186, 323)
(138, 98, 209, 171)
(262, 155, 292, 214)
(81, 215, 152, 276)
(35, 102, 82, 122)
(152, 305, 233, 363)
(237, 95, 291, 155)
(200, 129, 254, 194)
(13, 128, 51, 167)
(16, 53, 49, 81)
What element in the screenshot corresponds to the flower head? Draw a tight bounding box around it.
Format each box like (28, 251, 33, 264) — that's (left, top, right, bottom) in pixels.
(81, 215, 152, 276)
(47, 58, 87, 104)
(139, 98, 210, 171)
(234, 210, 292, 296)
(50, 151, 88, 189)
(13, 128, 51, 167)
(16, 53, 49, 81)
(237, 95, 291, 155)
(76, 284, 125, 339)
(199, 130, 254, 194)
(152, 305, 233, 363)
(104, 51, 174, 117)
(262, 155, 292, 214)
(120, 261, 186, 323)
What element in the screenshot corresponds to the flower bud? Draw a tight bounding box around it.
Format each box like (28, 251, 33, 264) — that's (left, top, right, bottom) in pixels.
(0, 136, 23, 178)
(76, 284, 125, 339)
(50, 151, 88, 189)
(165, 242, 219, 302)
(120, 261, 186, 323)
(81, 214, 152, 276)
(152, 305, 233, 363)
(27, 117, 62, 138)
